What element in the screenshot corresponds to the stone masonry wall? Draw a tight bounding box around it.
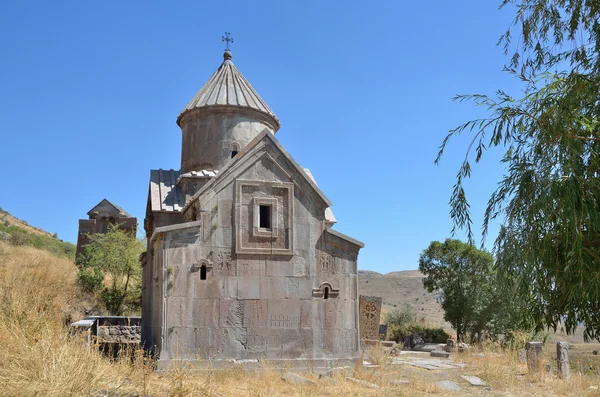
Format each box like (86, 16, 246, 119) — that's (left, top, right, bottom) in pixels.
(97, 325, 141, 344)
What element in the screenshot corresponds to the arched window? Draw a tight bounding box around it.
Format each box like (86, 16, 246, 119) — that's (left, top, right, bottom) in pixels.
(323, 286, 330, 300)
(200, 264, 207, 280)
(231, 142, 240, 158)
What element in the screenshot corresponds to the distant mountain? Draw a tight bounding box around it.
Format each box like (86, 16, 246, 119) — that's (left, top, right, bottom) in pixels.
(358, 268, 447, 327)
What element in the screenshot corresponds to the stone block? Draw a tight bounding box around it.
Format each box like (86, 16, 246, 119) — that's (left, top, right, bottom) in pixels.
(166, 327, 209, 360)
(343, 299, 357, 329)
(324, 299, 344, 330)
(322, 329, 340, 354)
(263, 276, 286, 299)
(268, 299, 301, 328)
(431, 350, 451, 358)
(460, 375, 487, 386)
(282, 329, 313, 358)
(285, 277, 312, 299)
(195, 278, 237, 299)
(191, 299, 219, 328)
(557, 341, 571, 379)
(219, 299, 243, 328)
(246, 328, 268, 354)
(210, 327, 248, 358)
(237, 276, 260, 299)
(266, 257, 296, 277)
(526, 341, 543, 373)
(293, 256, 308, 276)
(242, 300, 268, 328)
(167, 297, 189, 327)
(237, 258, 266, 276)
(437, 380, 461, 391)
(299, 299, 312, 328)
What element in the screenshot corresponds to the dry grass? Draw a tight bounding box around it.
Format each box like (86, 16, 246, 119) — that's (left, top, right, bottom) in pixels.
(1, 241, 600, 396)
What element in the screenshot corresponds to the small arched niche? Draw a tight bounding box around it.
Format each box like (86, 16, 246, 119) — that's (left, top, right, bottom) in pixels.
(231, 142, 240, 158)
(312, 282, 339, 299)
(192, 259, 213, 280)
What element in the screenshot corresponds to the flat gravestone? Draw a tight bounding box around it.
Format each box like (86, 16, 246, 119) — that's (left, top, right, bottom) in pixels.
(359, 295, 382, 340)
(282, 372, 315, 385)
(431, 350, 451, 358)
(460, 375, 487, 386)
(437, 380, 461, 391)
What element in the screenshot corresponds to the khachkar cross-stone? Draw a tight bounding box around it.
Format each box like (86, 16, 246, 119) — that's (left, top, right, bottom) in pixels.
(222, 32, 234, 51)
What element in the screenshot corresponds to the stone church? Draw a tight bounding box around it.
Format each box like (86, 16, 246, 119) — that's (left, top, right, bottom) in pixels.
(76, 199, 137, 261)
(142, 47, 364, 368)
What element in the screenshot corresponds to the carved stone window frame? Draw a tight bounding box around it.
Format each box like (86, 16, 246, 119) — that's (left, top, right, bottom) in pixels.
(312, 282, 340, 299)
(235, 180, 294, 255)
(252, 197, 278, 238)
(192, 259, 213, 275)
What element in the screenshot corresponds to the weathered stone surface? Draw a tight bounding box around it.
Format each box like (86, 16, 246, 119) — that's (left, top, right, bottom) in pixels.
(557, 341, 571, 379)
(460, 375, 487, 386)
(437, 380, 461, 391)
(96, 326, 141, 344)
(526, 341, 543, 373)
(444, 338, 456, 352)
(345, 377, 380, 389)
(359, 295, 382, 340)
(0, 231, 10, 241)
(282, 372, 315, 385)
(518, 349, 527, 363)
(431, 350, 451, 358)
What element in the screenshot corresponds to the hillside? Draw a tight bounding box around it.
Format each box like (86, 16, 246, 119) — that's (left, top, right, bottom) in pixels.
(358, 269, 447, 327)
(0, 207, 76, 259)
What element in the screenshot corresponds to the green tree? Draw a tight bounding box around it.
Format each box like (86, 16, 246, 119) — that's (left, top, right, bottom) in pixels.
(419, 239, 506, 342)
(437, 1, 600, 340)
(78, 224, 143, 315)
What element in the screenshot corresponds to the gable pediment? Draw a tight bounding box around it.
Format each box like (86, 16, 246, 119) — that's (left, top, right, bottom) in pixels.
(185, 131, 332, 214)
(87, 199, 131, 218)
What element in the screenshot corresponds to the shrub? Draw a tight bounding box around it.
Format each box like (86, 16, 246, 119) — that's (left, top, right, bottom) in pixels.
(387, 322, 450, 344)
(10, 229, 32, 246)
(384, 305, 419, 327)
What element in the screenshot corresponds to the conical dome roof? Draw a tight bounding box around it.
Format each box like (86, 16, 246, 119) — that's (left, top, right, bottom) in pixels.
(177, 51, 280, 130)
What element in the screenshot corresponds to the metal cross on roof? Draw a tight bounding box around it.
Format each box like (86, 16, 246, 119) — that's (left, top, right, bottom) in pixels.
(222, 32, 234, 51)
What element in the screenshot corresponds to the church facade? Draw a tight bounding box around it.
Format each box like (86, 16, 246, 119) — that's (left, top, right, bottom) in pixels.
(142, 49, 363, 367)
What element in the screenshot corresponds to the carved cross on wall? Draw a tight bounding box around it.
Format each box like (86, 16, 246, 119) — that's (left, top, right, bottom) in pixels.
(222, 32, 234, 51)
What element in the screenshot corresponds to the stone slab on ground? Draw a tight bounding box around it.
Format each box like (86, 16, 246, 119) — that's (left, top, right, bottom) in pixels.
(345, 377, 380, 389)
(281, 372, 315, 385)
(412, 343, 442, 352)
(392, 357, 467, 370)
(391, 379, 410, 385)
(431, 350, 451, 358)
(437, 380, 462, 391)
(460, 375, 487, 386)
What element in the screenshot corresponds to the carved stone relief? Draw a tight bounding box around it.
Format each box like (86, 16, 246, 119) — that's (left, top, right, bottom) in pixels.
(359, 295, 382, 340)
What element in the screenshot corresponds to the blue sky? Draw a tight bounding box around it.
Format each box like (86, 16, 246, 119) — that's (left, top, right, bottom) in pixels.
(0, 1, 519, 273)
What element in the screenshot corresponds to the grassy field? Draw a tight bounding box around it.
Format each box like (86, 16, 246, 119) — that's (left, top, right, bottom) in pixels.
(1, 241, 600, 396)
